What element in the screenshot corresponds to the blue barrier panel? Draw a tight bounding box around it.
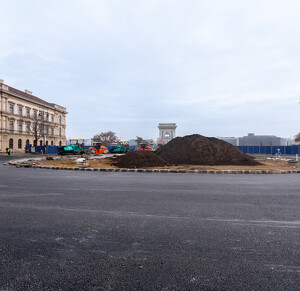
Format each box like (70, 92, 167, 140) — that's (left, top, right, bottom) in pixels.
(236, 145, 300, 155)
(247, 146, 253, 154)
(35, 146, 42, 153)
(46, 146, 58, 154)
(253, 146, 259, 154)
(260, 146, 267, 154)
(291, 145, 300, 155)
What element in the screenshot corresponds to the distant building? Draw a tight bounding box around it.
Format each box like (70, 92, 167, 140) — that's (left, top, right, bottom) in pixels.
(238, 133, 281, 146)
(0, 79, 67, 152)
(158, 123, 177, 145)
(219, 133, 299, 147)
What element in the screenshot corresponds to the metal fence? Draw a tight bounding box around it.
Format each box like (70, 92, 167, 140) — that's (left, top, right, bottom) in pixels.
(236, 145, 300, 155)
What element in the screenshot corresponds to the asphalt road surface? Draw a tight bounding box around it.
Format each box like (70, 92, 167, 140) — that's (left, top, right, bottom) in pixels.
(0, 155, 299, 290)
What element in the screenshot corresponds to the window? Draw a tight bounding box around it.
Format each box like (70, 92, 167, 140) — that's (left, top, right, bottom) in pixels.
(9, 120, 14, 131)
(59, 141, 62, 146)
(9, 104, 14, 114)
(59, 116, 61, 124)
(9, 138, 13, 149)
(40, 140, 43, 146)
(18, 106, 22, 116)
(46, 113, 49, 121)
(51, 115, 54, 122)
(18, 122, 22, 132)
(34, 111, 37, 119)
(51, 128, 54, 136)
(46, 141, 48, 146)
(39, 112, 44, 120)
(26, 139, 30, 145)
(51, 141, 53, 145)
(45, 126, 49, 136)
(26, 123, 30, 133)
(26, 108, 30, 117)
(18, 139, 22, 149)
(59, 128, 61, 136)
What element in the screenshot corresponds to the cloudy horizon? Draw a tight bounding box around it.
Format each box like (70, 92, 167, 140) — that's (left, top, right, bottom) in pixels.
(1, 0, 299, 141)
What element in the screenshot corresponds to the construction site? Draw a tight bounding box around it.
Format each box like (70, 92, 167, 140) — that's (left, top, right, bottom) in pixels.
(17, 134, 299, 172)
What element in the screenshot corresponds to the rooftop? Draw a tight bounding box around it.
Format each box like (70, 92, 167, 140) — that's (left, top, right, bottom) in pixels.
(7, 85, 55, 108)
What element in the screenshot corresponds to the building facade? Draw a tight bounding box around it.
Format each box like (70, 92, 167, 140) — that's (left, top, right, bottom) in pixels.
(158, 123, 177, 145)
(238, 133, 281, 146)
(0, 80, 67, 152)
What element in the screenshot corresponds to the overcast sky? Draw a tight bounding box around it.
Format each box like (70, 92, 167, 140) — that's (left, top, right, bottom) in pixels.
(1, 0, 300, 140)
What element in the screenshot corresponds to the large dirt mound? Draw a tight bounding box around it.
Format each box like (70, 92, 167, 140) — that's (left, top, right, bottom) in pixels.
(115, 151, 170, 168)
(155, 134, 260, 166)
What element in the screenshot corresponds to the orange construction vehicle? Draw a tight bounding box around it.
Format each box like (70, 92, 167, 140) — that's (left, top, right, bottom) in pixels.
(137, 143, 152, 151)
(88, 142, 109, 154)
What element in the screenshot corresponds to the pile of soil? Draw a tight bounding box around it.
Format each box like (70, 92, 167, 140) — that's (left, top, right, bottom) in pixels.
(115, 151, 170, 168)
(155, 134, 260, 166)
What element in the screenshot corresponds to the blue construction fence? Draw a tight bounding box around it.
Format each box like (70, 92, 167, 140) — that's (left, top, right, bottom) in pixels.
(31, 145, 300, 156)
(31, 145, 137, 154)
(236, 145, 300, 155)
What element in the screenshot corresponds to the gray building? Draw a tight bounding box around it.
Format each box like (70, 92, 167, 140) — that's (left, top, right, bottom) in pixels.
(238, 133, 281, 146)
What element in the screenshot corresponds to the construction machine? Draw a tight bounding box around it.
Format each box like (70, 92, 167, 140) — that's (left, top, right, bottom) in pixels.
(109, 140, 129, 153)
(88, 142, 109, 154)
(137, 143, 152, 151)
(58, 138, 85, 155)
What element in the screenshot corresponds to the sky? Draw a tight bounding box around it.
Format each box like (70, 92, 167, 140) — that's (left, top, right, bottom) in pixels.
(0, 0, 300, 141)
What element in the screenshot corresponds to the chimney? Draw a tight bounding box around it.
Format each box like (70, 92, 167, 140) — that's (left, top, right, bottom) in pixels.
(25, 89, 32, 95)
(0, 79, 4, 84)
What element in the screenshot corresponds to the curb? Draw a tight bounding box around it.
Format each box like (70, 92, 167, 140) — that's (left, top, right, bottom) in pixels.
(7, 159, 300, 175)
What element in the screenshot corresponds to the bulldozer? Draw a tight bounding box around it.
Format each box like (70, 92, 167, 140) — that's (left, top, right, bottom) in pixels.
(58, 138, 85, 155)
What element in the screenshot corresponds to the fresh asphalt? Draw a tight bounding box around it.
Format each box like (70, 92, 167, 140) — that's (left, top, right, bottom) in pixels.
(0, 155, 299, 290)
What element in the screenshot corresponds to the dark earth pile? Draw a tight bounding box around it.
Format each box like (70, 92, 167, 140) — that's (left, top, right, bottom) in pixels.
(115, 151, 170, 168)
(155, 134, 260, 166)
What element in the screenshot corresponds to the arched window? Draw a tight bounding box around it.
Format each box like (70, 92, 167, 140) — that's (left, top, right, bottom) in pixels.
(46, 141, 48, 146)
(9, 138, 13, 149)
(59, 141, 62, 146)
(40, 140, 43, 146)
(51, 141, 53, 145)
(26, 139, 30, 145)
(18, 139, 22, 149)
(33, 140, 37, 146)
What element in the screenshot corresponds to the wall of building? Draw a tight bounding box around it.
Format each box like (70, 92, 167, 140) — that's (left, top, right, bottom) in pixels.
(0, 82, 67, 152)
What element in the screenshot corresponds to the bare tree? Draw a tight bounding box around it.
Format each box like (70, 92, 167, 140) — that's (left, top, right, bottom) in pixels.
(31, 112, 47, 146)
(295, 133, 300, 142)
(135, 136, 148, 146)
(93, 131, 119, 146)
